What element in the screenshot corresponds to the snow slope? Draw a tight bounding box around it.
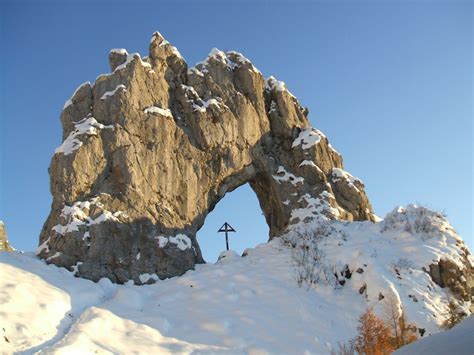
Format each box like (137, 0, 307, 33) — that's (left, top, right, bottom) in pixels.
(394, 315, 474, 355)
(1, 205, 472, 354)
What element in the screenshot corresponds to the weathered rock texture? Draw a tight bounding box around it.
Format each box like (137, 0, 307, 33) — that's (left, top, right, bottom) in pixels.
(0, 221, 13, 252)
(429, 258, 473, 302)
(38, 32, 376, 284)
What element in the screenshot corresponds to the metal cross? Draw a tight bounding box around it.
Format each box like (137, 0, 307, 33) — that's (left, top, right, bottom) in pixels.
(217, 222, 236, 251)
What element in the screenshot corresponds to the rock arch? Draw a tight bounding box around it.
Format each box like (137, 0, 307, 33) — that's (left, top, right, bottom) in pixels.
(38, 32, 376, 284)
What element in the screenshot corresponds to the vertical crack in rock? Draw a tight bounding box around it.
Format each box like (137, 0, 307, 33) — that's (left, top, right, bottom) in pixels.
(39, 32, 376, 284)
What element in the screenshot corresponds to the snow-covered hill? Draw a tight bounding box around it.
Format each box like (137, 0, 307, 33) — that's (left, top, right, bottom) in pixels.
(1, 205, 472, 354)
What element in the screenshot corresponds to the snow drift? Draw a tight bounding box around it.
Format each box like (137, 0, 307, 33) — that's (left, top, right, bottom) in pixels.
(1, 205, 472, 353)
(394, 315, 474, 355)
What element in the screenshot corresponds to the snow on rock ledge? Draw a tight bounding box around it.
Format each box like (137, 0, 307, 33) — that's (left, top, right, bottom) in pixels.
(63, 82, 91, 110)
(272, 166, 304, 186)
(292, 128, 323, 149)
(144, 106, 173, 117)
(54, 117, 114, 156)
(155, 234, 192, 251)
(100, 84, 126, 100)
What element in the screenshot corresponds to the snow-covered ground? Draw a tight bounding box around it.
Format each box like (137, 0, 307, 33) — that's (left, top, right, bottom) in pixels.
(394, 315, 474, 355)
(1, 205, 472, 354)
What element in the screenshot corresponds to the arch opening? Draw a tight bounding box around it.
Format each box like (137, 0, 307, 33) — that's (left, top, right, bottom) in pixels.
(196, 183, 269, 263)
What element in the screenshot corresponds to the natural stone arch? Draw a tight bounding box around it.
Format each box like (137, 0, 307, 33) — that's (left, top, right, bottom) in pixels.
(38, 32, 376, 284)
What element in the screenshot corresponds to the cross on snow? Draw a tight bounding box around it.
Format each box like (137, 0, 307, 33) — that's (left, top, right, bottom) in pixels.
(217, 222, 236, 251)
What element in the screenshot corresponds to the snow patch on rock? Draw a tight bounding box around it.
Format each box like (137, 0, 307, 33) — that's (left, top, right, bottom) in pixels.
(47, 197, 125, 251)
(272, 166, 304, 186)
(63, 82, 91, 110)
(292, 128, 323, 149)
(144, 106, 173, 117)
(54, 117, 114, 156)
(100, 84, 126, 100)
(290, 193, 340, 226)
(114, 53, 151, 72)
(331, 168, 362, 192)
(189, 48, 259, 75)
(299, 160, 322, 172)
(138, 273, 159, 284)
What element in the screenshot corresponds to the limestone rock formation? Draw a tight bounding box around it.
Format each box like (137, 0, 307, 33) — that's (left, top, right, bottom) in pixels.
(0, 221, 13, 252)
(429, 258, 473, 302)
(38, 32, 377, 284)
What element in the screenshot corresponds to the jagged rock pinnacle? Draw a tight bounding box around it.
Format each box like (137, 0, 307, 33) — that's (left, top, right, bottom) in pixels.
(39, 32, 376, 284)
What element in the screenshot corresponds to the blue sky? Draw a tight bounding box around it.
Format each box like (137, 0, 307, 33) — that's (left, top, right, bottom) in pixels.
(1, 0, 472, 261)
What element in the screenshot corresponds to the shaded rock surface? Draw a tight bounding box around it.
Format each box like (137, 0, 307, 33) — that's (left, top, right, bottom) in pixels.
(39, 32, 376, 284)
(0, 221, 13, 252)
(429, 258, 473, 302)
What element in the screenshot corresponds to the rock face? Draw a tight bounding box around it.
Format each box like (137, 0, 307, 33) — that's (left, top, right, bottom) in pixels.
(0, 221, 13, 252)
(38, 32, 376, 284)
(429, 258, 473, 302)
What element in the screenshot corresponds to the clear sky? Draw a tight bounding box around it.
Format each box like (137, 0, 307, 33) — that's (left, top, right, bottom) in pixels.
(1, 0, 472, 262)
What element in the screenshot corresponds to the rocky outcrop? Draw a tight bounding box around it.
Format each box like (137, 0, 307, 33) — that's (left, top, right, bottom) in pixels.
(38, 32, 376, 284)
(381, 205, 473, 304)
(0, 221, 13, 252)
(429, 258, 473, 302)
